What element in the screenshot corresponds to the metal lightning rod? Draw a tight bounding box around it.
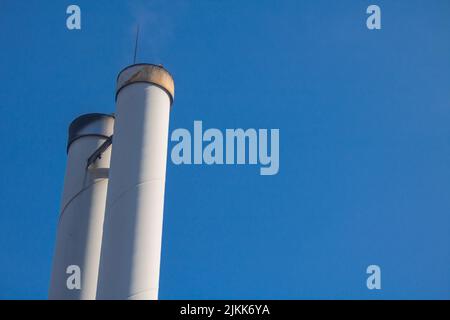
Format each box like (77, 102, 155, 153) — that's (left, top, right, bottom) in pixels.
(133, 24, 140, 64)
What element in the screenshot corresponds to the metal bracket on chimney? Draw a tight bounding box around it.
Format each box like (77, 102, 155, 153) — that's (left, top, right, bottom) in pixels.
(86, 135, 113, 169)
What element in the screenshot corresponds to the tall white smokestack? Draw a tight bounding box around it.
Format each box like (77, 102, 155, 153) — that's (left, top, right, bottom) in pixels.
(96, 64, 175, 300)
(49, 114, 114, 299)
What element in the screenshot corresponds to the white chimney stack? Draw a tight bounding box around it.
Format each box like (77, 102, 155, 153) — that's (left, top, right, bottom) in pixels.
(49, 114, 114, 299)
(96, 64, 175, 300)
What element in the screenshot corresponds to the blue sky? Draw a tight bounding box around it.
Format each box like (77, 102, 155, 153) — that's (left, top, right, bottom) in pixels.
(0, 0, 450, 299)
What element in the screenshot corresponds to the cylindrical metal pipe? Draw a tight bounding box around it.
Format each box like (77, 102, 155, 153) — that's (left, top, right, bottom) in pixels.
(49, 113, 114, 300)
(96, 64, 174, 300)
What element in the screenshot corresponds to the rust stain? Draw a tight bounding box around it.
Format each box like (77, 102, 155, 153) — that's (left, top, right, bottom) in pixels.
(117, 65, 175, 102)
